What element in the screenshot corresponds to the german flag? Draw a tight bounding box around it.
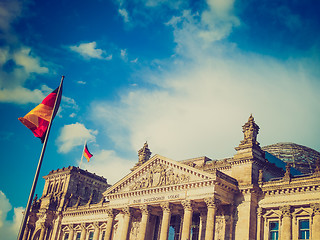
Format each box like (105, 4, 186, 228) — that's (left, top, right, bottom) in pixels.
(18, 86, 62, 143)
(84, 144, 93, 162)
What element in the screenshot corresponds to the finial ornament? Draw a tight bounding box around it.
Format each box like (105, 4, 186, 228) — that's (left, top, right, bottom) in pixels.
(283, 163, 291, 181)
(235, 114, 261, 151)
(243, 114, 259, 144)
(138, 142, 151, 164)
(131, 142, 152, 171)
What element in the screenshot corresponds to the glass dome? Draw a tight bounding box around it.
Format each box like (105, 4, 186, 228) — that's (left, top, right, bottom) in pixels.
(262, 142, 320, 174)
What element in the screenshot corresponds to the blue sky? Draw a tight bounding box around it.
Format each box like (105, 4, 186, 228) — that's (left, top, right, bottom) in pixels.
(0, 0, 320, 238)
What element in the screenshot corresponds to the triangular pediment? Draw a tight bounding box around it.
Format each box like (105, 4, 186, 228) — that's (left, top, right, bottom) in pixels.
(293, 207, 312, 216)
(263, 210, 281, 218)
(104, 154, 215, 196)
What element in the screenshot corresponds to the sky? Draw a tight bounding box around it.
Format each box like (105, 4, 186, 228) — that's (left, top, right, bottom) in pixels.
(0, 0, 320, 238)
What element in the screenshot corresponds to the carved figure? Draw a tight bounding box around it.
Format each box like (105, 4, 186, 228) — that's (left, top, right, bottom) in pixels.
(130, 164, 190, 190)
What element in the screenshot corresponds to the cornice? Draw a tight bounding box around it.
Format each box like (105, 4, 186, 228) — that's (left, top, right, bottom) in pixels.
(106, 178, 238, 201)
(44, 166, 108, 184)
(261, 177, 320, 196)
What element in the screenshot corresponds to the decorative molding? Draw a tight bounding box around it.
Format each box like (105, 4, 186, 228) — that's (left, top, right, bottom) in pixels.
(181, 200, 193, 211)
(280, 205, 291, 217)
(204, 197, 220, 209)
(106, 209, 114, 218)
(311, 203, 320, 215)
(160, 202, 172, 213)
(122, 206, 133, 216)
(139, 205, 151, 215)
(129, 164, 190, 190)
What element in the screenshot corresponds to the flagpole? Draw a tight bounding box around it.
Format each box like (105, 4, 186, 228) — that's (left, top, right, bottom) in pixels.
(17, 76, 64, 240)
(79, 140, 86, 169)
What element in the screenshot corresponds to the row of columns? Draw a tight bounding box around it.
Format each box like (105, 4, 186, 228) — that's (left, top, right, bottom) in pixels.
(62, 197, 222, 240)
(109, 197, 220, 240)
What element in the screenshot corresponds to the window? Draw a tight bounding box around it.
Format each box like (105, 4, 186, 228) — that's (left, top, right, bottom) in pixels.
(59, 181, 64, 192)
(88, 231, 94, 240)
(54, 183, 59, 192)
(299, 219, 310, 239)
(63, 233, 69, 240)
(269, 221, 279, 240)
(76, 232, 81, 240)
(48, 183, 54, 193)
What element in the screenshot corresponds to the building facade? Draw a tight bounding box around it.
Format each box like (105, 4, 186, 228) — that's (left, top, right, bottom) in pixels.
(23, 115, 320, 240)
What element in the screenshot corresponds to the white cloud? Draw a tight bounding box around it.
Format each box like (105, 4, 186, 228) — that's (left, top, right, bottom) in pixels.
(77, 80, 86, 85)
(131, 58, 138, 63)
(120, 49, 128, 61)
(89, 0, 320, 161)
(0, 86, 45, 104)
(0, 190, 23, 240)
(91, 53, 320, 161)
(118, 8, 129, 23)
(0, 47, 49, 105)
(13, 47, 48, 74)
(69, 42, 112, 60)
(80, 149, 135, 184)
(57, 123, 98, 153)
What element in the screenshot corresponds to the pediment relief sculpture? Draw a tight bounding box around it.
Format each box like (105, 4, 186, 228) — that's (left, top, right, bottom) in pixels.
(129, 164, 190, 190)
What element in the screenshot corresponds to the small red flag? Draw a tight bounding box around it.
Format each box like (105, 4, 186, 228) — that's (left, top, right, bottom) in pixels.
(83, 144, 93, 162)
(18, 86, 62, 143)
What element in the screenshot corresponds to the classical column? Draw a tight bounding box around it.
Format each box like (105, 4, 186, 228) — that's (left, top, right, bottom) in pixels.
(93, 222, 100, 240)
(39, 223, 47, 240)
(256, 207, 263, 240)
(105, 209, 114, 240)
(181, 200, 194, 240)
(119, 206, 132, 240)
(204, 197, 219, 240)
(159, 202, 172, 240)
(280, 205, 292, 240)
(68, 224, 75, 240)
(311, 203, 320, 240)
(80, 223, 87, 240)
(22, 224, 30, 240)
(228, 204, 236, 240)
(198, 208, 207, 240)
(138, 205, 151, 240)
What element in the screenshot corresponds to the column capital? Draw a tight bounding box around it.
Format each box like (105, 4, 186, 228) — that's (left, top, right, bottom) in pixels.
(204, 197, 220, 209)
(311, 203, 320, 215)
(160, 202, 172, 213)
(280, 205, 291, 217)
(140, 204, 151, 215)
(181, 200, 194, 211)
(122, 206, 133, 216)
(106, 208, 114, 218)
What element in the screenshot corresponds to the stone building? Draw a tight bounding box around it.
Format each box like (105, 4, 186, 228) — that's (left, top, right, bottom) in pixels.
(22, 115, 320, 240)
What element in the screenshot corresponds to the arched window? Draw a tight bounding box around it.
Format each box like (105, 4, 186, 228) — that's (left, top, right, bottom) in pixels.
(48, 183, 54, 193)
(53, 183, 59, 193)
(59, 181, 64, 192)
